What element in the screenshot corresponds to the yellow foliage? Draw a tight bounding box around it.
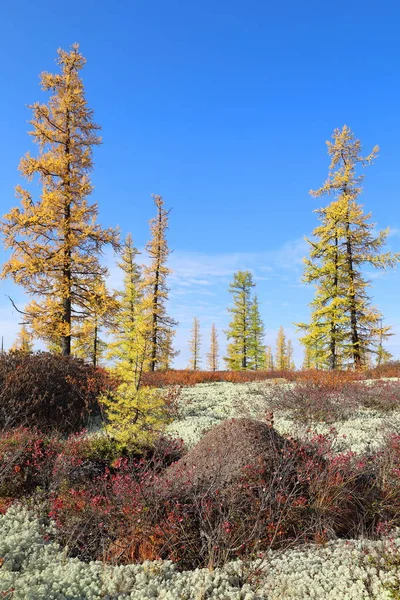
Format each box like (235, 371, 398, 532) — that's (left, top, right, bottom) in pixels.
(299, 125, 400, 369)
(108, 234, 150, 388)
(0, 44, 118, 355)
(101, 384, 171, 451)
(11, 325, 33, 352)
(142, 195, 178, 371)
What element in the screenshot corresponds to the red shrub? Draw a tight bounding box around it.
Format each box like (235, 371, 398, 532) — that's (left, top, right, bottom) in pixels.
(373, 433, 400, 530)
(0, 351, 117, 433)
(255, 376, 359, 423)
(292, 431, 378, 538)
(52, 431, 184, 491)
(365, 361, 400, 379)
(141, 369, 292, 387)
(0, 427, 61, 497)
(46, 424, 383, 570)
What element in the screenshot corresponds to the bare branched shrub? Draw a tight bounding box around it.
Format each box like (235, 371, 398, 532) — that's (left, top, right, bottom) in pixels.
(240, 379, 358, 424)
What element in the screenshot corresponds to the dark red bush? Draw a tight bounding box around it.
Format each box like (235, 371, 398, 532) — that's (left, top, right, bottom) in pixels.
(0, 351, 116, 433)
(0, 427, 61, 497)
(153, 418, 287, 498)
(45, 422, 384, 570)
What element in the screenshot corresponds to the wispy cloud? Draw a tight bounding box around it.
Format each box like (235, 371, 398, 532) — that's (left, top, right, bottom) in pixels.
(167, 238, 307, 284)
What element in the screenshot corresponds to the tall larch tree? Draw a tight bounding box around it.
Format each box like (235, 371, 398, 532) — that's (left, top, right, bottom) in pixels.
(101, 236, 170, 447)
(375, 320, 393, 367)
(286, 339, 295, 370)
(188, 317, 201, 371)
(11, 325, 33, 352)
(275, 326, 288, 370)
(73, 280, 118, 367)
(296, 201, 348, 370)
(207, 324, 219, 371)
(107, 234, 149, 389)
(142, 195, 178, 371)
(157, 328, 176, 370)
(265, 345, 274, 370)
(302, 345, 313, 370)
(302, 341, 325, 370)
(299, 126, 400, 369)
(224, 270, 255, 370)
(248, 295, 266, 370)
(0, 44, 118, 356)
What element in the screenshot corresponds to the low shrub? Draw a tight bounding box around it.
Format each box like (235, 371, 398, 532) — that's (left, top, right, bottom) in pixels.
(373, 433, 400, 531)
(0, 351, 116, 433)
(46, 420, 382, 570)
(141, 369, 293, 387)
(52, 430, 184, 491)
(293, 431, 379, 540)
(365, 360, 400, 379)
(141, 367, 400, 389)
(49, 433, 185, 561)
(0, 427, 61, 497)
(257, 378, 359, 423)
(255, 377, 400, 424)
(52, 432, 120, 491)
(6, 504, 400, 600)
(353, 380, 400, 412)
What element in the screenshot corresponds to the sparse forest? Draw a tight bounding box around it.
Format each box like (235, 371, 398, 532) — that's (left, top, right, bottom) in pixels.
(1, 42, 400, 600)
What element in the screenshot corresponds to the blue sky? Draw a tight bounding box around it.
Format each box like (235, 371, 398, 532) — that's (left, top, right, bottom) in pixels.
(0, 0, 399, 367)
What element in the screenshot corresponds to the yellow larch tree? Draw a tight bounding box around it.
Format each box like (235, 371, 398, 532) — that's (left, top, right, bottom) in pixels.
(188, 317, 201, 370)
(301, 339, 325, 370)
(207, 323, 219, 371)
(265, 345, 274, 370)
(224, 270, 255, 370)
(11, 325, 34, 352)
(0, 44, 118, 356)
(157, 329, 176, 370)
(286, 339, 295, 370)
(142, 195, 178, 371)
(275, 326, 287, 370)
(107, 233, 149, 389)
(299, 126, 400, 369)
(102, 233, 170, 451)
(248, 294, 266, 370)
(375, 320, 393, 367)
(72, 280, 118, 367)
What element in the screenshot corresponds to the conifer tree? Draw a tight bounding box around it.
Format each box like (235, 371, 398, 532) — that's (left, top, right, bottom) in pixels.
(108, 234, 148, 389)
(207, 324, 219, 371)
(265, 345, 274, 370)
(11, 325, 33, 352)
(102, 234, 173, 451)
(275, 326, 288, 370)
(142, 195, 178, 371)
(248, 295, 266, 370)
(158, 329, 176, 370)
(302, 345, 313, 370)
(299, 126, 400, 369)
(188, 317, 201, 371)
(375, 320, 393, 367)
(73, 281, 118, 367)
(301, 338, 325, 370)
(286, 339, 295, 370)
(224, 271, 255, 370)
(0, 45, 118, 356)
